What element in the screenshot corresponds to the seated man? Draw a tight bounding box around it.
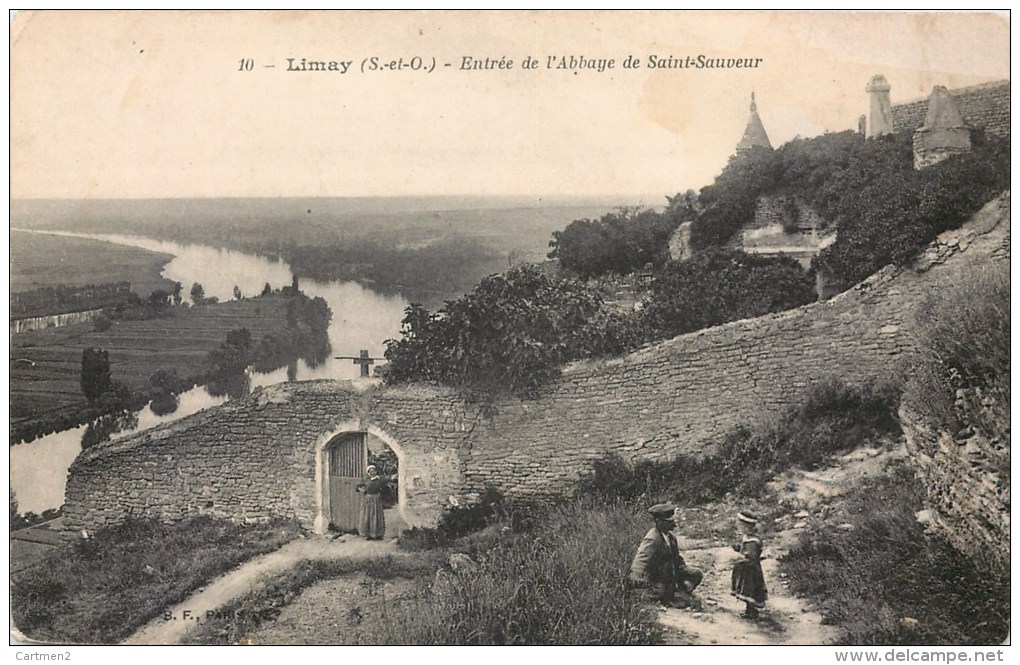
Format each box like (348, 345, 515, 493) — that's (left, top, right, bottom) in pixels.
(628, 503, 704, 608)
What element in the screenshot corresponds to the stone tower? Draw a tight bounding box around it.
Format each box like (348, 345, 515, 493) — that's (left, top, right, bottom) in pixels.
(866, 74, 893, 138)
(735, 92, 773, 154)
(913, 85, 972, 169)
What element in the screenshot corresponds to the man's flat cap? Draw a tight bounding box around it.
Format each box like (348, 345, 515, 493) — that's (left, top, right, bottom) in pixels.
(648, 503, 676, 519)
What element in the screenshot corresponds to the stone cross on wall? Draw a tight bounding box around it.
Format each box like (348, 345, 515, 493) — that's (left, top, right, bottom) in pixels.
(336, 350, 383, 377)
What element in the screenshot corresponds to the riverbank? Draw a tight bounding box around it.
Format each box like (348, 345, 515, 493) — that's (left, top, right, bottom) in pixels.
(11, 230, 177, 312)
(10, 292, 325, 444)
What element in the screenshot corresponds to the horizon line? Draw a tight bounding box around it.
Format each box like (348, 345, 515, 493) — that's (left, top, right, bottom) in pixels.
(11, 192, 672, 202)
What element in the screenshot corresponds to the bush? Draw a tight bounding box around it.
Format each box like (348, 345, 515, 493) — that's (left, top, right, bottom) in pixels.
(92, 315, 112, 332)
(781, 466, 1009, 645)
(575, 452, 728, 506)
(679, 128, 1007, 296)
(383, 265, 643, 400)
(905, 263, 1009, 441)
(813, 133, 1009, 292)
(643, 248, 816, 337)
(690, 145, 780, 249)
(399, 487, 508, 551)
(549, 207, 684, 279)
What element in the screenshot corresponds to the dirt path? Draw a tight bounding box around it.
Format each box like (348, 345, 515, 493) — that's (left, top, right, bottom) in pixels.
(657, 534, 837, 645)
(658, 444, 906, 645)
(123, 535, 397, 645)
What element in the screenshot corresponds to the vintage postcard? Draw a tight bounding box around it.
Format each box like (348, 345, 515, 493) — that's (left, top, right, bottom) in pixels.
(9, 10, 1010, 655)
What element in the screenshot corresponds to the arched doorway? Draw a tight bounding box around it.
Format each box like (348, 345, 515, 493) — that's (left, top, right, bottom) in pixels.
(315, 424, 407, 537)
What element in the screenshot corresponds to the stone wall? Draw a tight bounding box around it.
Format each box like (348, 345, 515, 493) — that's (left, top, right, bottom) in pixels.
(891, 80, 1010, 137)
(64, 383, 478, 534)
(64, 195, 1010, 546)
(462, 194, 1008, 498)
(901, 407, 1009, 575)
(737, 196, 836, 269)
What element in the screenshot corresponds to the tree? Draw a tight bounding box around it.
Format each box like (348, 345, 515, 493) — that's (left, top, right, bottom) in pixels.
(81, 348, 112, 404)
(150, 368, 181, 393)
(149, 391, 180, 417)
(261, 282, 272, 296)
(190, 282, 206, 305)
(172, 281, 184, 306)
(149, 289, 171, 306)
(644, 248, 816, 338)
(10, 489, 21, 530)
(549, 207, 681, 279)
(233, 285, 242, 300)
(92, 315, 112, 332)
(384, 264, 641, 400)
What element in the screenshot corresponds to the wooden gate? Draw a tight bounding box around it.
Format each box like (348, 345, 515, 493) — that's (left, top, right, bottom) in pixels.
(328, 433, 367, 533)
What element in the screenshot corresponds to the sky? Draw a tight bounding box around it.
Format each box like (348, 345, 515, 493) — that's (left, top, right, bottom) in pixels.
(9, 10, 1010, 200)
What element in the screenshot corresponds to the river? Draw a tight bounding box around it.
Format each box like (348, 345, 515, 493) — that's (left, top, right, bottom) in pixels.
(10, 232, 410, 514)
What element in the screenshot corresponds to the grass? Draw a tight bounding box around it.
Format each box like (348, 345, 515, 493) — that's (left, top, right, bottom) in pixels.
(905, 262, 1010, 441)
(779, 464, 1010, 645)
(186, 500, 663, 645)
(10, 230, 176, 298)
(181, 554, 445, 645)
(10, 516, 301, 644)
(577, 378, 902, 505)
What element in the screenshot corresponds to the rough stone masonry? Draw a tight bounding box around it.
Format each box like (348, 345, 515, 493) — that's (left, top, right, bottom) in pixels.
(64, 194, 1010, 564)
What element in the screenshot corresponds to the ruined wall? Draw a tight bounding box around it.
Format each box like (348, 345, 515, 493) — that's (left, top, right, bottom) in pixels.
(64, 195, 1010, 540)
(891, 80, 1010, 137)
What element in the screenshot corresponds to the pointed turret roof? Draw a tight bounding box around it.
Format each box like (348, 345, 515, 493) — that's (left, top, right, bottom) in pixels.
(735, 92, 773, 153)
(921, 85, 968, 130)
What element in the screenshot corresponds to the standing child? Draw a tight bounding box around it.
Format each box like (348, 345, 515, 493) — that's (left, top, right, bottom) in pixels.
(731, 510, 768, 619)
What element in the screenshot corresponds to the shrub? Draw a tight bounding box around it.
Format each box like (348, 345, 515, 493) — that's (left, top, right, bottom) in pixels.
(383, 265, 642, 400)
(718, 379, 901, 496)
(399, 486, 508, 551)
(904, 263, 1009, 441)
(575, 452, 729, 506)
(549, 207, 684, 279)
(690, 145, 781, 249)
(780, 466, 1009, 645)
(814, 133, 1009, 292)
(92, 315, 112, 332)
(643, 248, 816, 337)
(387, 501, 663, 645)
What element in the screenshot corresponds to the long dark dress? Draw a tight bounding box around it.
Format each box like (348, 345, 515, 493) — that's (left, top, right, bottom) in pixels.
(356, 476, 388, 539)
(731, 534, 768, 608)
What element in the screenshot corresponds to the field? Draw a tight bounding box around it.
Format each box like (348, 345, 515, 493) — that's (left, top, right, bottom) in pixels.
(10, 196, 654, 287)
(10, 230, 176, 298)
(10, 294, 307, 439)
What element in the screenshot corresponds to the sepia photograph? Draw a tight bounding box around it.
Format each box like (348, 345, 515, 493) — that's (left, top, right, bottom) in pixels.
(8, 9, 1010, 653)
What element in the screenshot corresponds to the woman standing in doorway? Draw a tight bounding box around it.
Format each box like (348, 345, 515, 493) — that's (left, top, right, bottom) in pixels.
(356, 465, 389, 540)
